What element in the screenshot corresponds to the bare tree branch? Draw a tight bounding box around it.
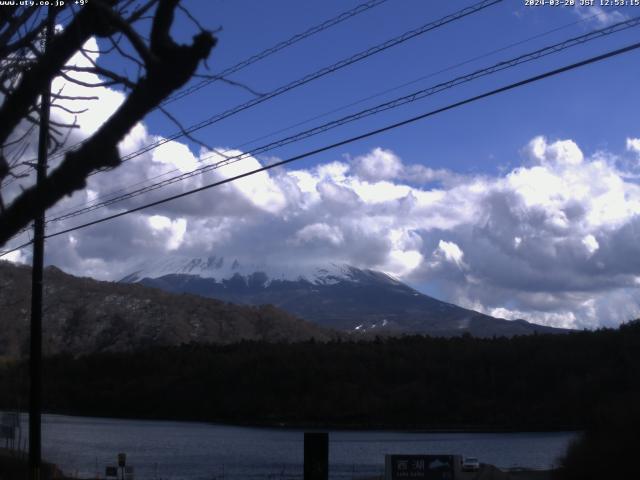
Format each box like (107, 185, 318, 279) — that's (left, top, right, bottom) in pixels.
(106, 34, 146, 69)
(51, 103, 89, 115)
(0, 4, 103, 147)
(206, 75, 265, 97)
(61, 65, 138, 89)
(0, 7, 40, 52)
(159, 105, 231, 159)
(126, 0, 160, 23)
(50, 93, 100, 101)
(92, 0, 155, 65)
(2, 123, 37, 149)
(58, 70, 126, 89)
(0, 0, 216, 246)
(177, 3, 207, 33)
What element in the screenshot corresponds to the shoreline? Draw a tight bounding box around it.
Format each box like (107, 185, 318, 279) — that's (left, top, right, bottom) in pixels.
(3, 408, 582, 434)
(2, 450, 558, 480)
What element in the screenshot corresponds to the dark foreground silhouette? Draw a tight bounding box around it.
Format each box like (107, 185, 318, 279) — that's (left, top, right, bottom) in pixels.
(2, 323, 639, 478)
(1, 320, 638, 431)
(0, 449, 68, 480)
(554, 395, 640, 480)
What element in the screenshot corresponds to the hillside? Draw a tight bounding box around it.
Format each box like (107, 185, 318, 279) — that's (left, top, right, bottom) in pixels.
(121, 256, 570, 337)
(0, 261, 333, 359)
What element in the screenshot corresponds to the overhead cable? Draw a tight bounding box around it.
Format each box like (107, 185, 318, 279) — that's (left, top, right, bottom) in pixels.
(29, 40, 640, 245)
(45, 16, 640, 224)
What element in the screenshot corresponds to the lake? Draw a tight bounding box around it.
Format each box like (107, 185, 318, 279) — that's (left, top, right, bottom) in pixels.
(7, 413, 578, 479)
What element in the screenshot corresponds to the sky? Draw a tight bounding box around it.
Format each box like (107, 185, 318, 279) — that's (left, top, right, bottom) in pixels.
(3, 0, 640, 330)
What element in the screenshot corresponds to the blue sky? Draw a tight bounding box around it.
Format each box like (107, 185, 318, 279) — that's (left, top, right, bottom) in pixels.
(142, 0, 640, 176)
(5, 0, 640, 329)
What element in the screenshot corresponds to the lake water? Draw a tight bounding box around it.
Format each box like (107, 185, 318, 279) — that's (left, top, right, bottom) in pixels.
(7, 413, 578, 479)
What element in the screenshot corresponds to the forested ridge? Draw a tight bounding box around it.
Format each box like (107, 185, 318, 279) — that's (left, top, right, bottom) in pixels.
(1, 321, 639, 430)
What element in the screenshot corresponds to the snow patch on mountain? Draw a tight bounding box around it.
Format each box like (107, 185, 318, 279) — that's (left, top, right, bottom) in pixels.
(120, 255, 403, 287)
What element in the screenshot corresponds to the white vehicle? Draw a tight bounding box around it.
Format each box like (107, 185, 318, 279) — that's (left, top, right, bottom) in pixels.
(462, 456, 480, 472)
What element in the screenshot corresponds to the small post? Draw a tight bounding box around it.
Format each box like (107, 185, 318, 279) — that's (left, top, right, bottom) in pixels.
(29, 6, 54, 480)
(118, 453, 126, 480)
(304, 432, 328, 480)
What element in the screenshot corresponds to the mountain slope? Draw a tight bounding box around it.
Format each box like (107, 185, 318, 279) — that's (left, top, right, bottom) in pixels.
(122, 256, 569, 337)
(0, 261, 333, 359)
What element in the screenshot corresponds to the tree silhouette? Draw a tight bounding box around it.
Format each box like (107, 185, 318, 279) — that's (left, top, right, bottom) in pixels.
(0, 0, 216, 247)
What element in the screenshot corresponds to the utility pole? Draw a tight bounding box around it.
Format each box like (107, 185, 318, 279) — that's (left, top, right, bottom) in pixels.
(29, 7, 54, 480)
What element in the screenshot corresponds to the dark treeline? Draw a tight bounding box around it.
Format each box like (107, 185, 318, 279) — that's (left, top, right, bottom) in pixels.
(556, 398, 640, 480)
(1, 321, 639, 430)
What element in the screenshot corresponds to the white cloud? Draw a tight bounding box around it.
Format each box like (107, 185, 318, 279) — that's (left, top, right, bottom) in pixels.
(292, 223, 344, 247)
(4, 41, 640, 332)
(2, 249, 29, 265)
(353, 147, 403, 181)
(203, 148, 288, 215)
(152, 139, 199, 172)
(488, 306, 579, 330)
(436, 240, 467, 270)
(582, 234, 599, 256)
(525, 135, 583, 167)
(627, 138, 640, 156)
(6, 132, 640, 331)
(148, 215, 187, 251)
(573, 5, 627, 27)
(353, 147, 456, 185)
(387, 229, 424, 276)
(51, 38, 126, 137)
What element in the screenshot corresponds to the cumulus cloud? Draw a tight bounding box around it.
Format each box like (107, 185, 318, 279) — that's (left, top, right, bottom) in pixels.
(582, 234, 599, 256)
(353, 148, 403, 181)
(354, 147, 456, 185)
(436, 240, 467, 269)
(291, 223, 344, 247)
(148, 215, 187, 251)
(627, 138, 640, 157)
(4, 39, 640, 330)
(7, 116, 640, 330)
(51, 39, 126, 137)
(573, 5, 628, 27)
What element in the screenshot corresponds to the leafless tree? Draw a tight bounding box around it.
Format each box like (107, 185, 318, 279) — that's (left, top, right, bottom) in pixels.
(0, 0, 217, 247)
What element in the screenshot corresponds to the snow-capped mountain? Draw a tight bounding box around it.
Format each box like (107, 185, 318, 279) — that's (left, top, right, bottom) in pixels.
(120, 256, 401, 287)
(120, 256, 569, 337)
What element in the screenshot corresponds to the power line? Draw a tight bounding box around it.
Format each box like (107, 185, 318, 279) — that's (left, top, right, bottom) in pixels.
(0, 240, 32, 259)
(162, 0, 390, 105)
(27, 40, 639, 245)
(0, 8, 90, 189)
(99, 0, 504, 170)
(228, 9, 614, 153)
(1, 0, 390, 182)
(43, 8, 619, 221)
(3, 39, 638, 256)
(44, 16, 640, 225)
(3, 0, 500, 192)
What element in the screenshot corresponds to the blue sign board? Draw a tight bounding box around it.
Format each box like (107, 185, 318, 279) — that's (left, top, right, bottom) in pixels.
(385, 455, 455, 480)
